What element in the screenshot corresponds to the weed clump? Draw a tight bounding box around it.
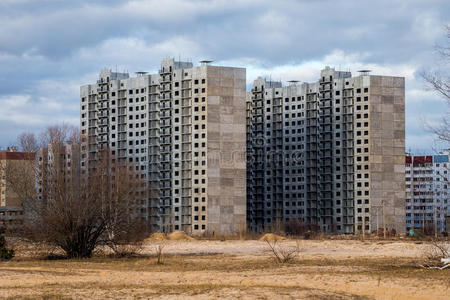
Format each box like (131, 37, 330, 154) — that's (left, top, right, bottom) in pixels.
(0, 226, 14, 260)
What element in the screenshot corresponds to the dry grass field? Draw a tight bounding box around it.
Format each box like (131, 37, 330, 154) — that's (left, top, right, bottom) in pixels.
(0, 239, 449, 299)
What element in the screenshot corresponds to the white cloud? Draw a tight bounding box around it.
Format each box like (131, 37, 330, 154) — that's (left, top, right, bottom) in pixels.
(121, 0, 257, 21)
(411, 11, 444, 44)
(0, 94, 30, 109)
(0, 93, 78, 127)
(406, 88, 442, 103)
(76, 36, 202, 72)
(228, 49, 417, 86)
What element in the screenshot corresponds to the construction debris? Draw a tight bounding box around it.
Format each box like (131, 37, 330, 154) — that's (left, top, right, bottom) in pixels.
(144, 233, 167, 242)
(167, 231, 195, 241)
(258, 233, 286, 242)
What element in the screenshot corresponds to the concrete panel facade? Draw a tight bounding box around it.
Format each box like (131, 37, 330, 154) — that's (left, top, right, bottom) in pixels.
(80, 59, 246, 236)
(207, 66, 247, 235)
(369, 76, 406, 234)
(247, 68, 406, 234)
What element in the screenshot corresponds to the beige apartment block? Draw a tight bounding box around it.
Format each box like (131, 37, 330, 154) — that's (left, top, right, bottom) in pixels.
(80, 58, 246, 235)
(247, 68, 405, 234)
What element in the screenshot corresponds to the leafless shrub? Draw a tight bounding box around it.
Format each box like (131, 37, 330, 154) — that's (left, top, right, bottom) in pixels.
(421, 238, 450, 269)
(109, 243, 144, 258)
(155, 244, 165, 264)
(106, 220, 148, 257)
(265, 239, 301, 263)
(18, 241, 63, 259)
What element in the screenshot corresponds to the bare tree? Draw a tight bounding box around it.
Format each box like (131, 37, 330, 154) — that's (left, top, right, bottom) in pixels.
(39, 122, 79, 147)
(17, 132, 39, 153)
(14, 123, 79, 153)
(422, 25, 450, 144)
(99, 153, 149, 257)
(8, 126, 150, 258)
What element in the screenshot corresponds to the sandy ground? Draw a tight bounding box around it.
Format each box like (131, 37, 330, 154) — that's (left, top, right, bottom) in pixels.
(142, 239, 429, 258)
(0, 239, 448, 299)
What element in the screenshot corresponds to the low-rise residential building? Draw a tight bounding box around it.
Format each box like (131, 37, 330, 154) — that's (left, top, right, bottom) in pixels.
(405, 151, 449, 233)
(0, 148, 35, 207)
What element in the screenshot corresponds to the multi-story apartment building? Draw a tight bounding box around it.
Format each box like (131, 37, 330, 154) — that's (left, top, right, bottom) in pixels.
(0, 148, 35, 207)
(80, 58, 246, 235)
(247, 67, 406, 234)
(405, 152, 449, 234)
(37, 142, 80, 204)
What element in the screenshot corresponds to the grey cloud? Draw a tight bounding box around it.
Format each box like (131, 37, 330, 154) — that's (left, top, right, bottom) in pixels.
(0, 0, 449, 152)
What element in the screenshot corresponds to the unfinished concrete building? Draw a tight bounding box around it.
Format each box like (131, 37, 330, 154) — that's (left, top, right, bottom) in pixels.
(80, 58, 246, 235)
(37, 142, 80, 205)
(247, 67, 406, 234)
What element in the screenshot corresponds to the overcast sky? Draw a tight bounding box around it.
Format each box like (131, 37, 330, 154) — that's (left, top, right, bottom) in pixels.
(0, 0, 449, 153)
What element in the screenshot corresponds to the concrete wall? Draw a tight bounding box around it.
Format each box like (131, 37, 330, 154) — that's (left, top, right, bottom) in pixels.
(207, 66, 247, 234)
(369, 76, 406, 234)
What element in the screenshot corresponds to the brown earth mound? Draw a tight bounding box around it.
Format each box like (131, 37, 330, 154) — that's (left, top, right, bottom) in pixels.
(167, 231, 195, 241)
(258, 233, 286, 241)
(144, 233, 167, 242)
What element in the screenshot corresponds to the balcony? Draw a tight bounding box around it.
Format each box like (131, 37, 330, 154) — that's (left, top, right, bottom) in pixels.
(159, 68, 171, 74)
(319, 77, 332, 83)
